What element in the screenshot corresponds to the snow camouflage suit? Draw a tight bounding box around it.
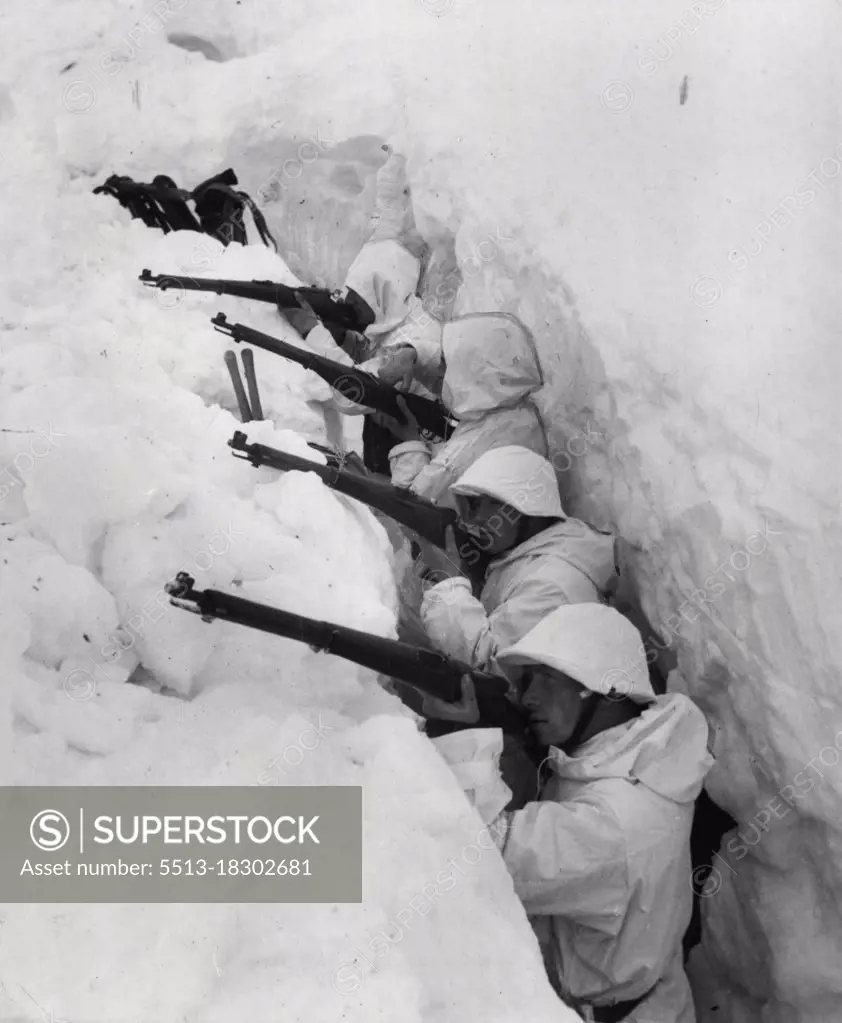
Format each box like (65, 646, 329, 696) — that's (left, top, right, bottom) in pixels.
(390, 315, 549, 651)
(303, 237, 444, 396)
(495, 608, 714, 1023)
(418, 448, 619, 813)
(388, 312, 548, 505)
(421, 513, 619, 680)
(301, 235, 444, 470)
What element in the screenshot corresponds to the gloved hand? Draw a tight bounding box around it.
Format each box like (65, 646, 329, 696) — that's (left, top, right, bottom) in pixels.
(431, 725, 513, 826)
(419, 574, 472, 620)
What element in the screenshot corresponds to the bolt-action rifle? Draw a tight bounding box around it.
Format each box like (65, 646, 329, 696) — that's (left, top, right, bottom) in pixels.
(139, 269, 375, 334)
(211, 314, 454, 440)
(165, 572, 533, 743)
(229, 432, 457, 549)
(228, 432, 490, 586)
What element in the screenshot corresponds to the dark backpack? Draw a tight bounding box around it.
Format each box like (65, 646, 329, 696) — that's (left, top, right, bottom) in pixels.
(93, 167, 277, 251)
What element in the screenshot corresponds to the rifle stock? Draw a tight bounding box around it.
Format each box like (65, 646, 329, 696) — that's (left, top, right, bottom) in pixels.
(211, 314, 453, 440)
(165, 572, 532, 739)
(229, 432, 456, 549)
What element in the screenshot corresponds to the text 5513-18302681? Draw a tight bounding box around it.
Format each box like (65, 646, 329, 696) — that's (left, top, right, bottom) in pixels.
(158, 858, 312, 877)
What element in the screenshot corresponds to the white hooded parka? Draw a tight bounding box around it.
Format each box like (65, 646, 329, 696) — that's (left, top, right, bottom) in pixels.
(498, 692, 713, 1022)
(389, 313, 548, 505)
(421, 518, 618, 676)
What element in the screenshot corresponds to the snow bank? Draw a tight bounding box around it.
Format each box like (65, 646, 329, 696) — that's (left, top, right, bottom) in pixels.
(372, 6, 842, 1023)
(0, 3, 578, 1022)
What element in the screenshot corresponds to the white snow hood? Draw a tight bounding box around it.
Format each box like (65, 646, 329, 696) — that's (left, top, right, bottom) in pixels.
(442, 313, 542, 420)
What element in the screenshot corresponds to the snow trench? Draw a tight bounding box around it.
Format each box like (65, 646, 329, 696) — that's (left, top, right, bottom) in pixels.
(2, 1, 842, 1022)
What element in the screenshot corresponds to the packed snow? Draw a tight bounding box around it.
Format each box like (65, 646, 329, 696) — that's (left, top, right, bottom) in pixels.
(2, 0, 841, 1020)
(0, 5, 584, 1023)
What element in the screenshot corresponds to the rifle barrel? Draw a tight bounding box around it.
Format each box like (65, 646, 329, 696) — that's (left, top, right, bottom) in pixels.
(228, 433, 456, 549)
(212, 315, 453, 439)
(165, 573, 529, 736)
(139, 269, 292, 303)
(138, 270, 369, 332)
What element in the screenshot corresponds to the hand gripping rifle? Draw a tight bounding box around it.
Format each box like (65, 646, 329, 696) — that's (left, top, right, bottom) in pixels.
(211, 314, 454, 440)
(139, 269, 375, 335)
(165, 572, 533, 743)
